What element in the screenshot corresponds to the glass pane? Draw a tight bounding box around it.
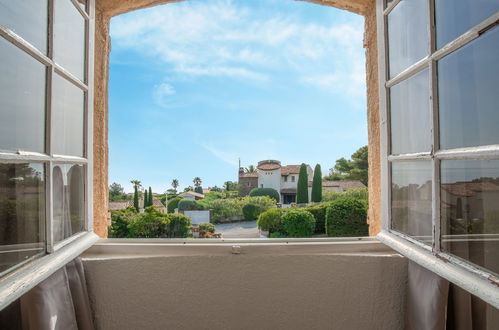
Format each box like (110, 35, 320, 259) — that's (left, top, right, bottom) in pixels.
(0, 163, 45, 275)
(435, 0, 499, 49)
(390, 68, 431, 155)
(54, 0, 86, 80)
(441, 159, 499, 276)
(391, 161, 432, 242)
(0, 0, 48, 54)
(388, 0, 429, 78)
(439, 27, 499, 150)
(0, 37, 46, 153)
(76, 0, 87, 12)
(52, 74, 85, 157)
(53, 164, 85, 243)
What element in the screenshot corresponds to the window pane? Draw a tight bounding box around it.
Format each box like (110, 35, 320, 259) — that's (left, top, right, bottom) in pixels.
(52, 74, 84, 157)
(435, 0, 499, 49)
(0, 0, 48, 54)
(441, 159, 499, 276)
(0, 163, 45, 275)
(390, 68, 431, 155)
(54, 0, 86, 80)
(438, 27, 499, 150)
(391, 161, 432, 242)
(387, 0, 429, 78)
(53, 164, 85, 243)
(0, 37, 46, 153)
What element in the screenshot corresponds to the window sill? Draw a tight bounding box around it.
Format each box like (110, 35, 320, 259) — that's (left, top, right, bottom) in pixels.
(0, 231, 99, 310)
(377, 230, 499, 309)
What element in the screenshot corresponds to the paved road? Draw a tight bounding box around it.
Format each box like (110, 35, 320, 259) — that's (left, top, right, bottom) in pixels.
(215, 220, 260, 238)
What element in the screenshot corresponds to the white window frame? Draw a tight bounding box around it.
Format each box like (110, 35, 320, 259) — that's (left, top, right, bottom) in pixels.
(0, 0, 98, 310)
(376, 0, 499, 308)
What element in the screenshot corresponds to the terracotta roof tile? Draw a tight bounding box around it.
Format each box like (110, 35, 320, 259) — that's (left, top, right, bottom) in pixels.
(257, 163, 281, 170)
(322, 180, 366, 189)
(281, 165, 301, 175)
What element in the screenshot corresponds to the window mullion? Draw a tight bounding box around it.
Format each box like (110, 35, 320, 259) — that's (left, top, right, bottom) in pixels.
(46, 0, 55, 254)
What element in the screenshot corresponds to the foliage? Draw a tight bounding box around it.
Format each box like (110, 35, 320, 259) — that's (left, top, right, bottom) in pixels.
(184, 186, 194, 192)
(249, 188, 280, 202)
(127, 207, 170, 238)
(193, 177, 202, 187)
(171, 179, 179, 193)
(305, 203, 330, 234)
(244, 196, 275, 210)
(168, 213, 191, 238)
(281, 209, 315, 237)
(144, 189, 148, 208)
(322, 188, 368, 203)
(108, 208, 135, 237)
(268, 232, 287, 238)
(224, 181, 238, 192)
(203, 198, 243, 223)
(178, 199, 204, 211)
(325, 146, 368, 185)
(296, 163, 309, 204)
(167, 197, 182, 213)
(199, 222, 215, 236)
(257, 208, 287, 233)
(311, 164, 322, 203)
(194, 186, 203, 194)
(325, 198, 368, 237)
(133, 185, 139, 212)
(148, 187, 153, 206)
(245, 165, 256, 173)
(109, 182, 126, 202)
(242, 204, 262, 221)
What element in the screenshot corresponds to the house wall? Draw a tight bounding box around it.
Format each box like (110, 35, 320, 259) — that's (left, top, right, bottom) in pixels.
(257, 169, 282, 197)
(92, 0, 381, 237)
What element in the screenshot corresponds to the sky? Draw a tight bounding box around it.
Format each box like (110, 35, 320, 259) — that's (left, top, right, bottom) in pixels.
(109, 0, 367, 193)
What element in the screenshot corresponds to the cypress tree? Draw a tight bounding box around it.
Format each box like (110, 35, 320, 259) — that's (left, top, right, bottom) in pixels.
(311, 164, 323, 203)
(296, 163, 309, 204)
(144, 189, 148, 208)
(133, 185, 139, 212)
(148, 186, 153, 206)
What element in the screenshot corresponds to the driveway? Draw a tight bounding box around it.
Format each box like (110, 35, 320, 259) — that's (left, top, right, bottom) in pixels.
(215, 221, 260, 238)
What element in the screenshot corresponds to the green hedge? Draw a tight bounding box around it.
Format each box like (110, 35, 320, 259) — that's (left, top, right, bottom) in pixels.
(199, 222, 215, 235)
(325, 198, 368, 237)
(167, 197, 182, 213)
(322, 188, 368, 203)
(242, 204, 261, 221)
(305, 203, 329, 234)
(178, 199, 204, 211)
(127, 207, 171, 238)
(249, 188, 280, 202)
(168, 213, 191, 238)
(282, 209, 315, 237)
(257, 208, 287, 233)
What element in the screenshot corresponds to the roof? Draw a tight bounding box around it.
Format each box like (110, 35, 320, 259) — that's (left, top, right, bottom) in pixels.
(281, 165, 301, 175)
(179, 191, 205, 198)
(441, 181, 499, 197)
(152, 198, 165, 208)
(322, 180, 366, 190)
(257, 163, 281, 171)
(108, 201, 133, 211)
(239, 172, 258, 178)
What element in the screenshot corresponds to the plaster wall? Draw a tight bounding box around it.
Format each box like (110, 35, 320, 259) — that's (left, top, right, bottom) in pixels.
(83, 253, 407, 330)
(92, 0, 381, 237)
(183, 210, 211, 224)
(258, 169, 282, 195)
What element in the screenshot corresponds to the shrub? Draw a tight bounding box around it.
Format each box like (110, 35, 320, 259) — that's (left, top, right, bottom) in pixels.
(322, 188, 368, 203)
(257, 208, 287, 233)
(194, 186, 203, 194)
(249, 188, 280, 202)
(199, 222, 215, 235)
(305, 203, 329, 234)
(203, 198, 243, 223)
(168, 213, 191, 238)
(108, 207, 137, 238)
(325, 198, 368, 237)
(296, 164, 309, 204)
(167, 197, 182, 213)
(128, 207, 170, 238)
(178, 199, 204, 211)
(242, 204, 262, 221)
(281, 209, 315, 237)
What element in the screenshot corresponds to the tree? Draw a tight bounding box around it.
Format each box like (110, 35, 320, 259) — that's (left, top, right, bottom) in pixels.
(193, 177, 202, 187)
(325, 146, 368, 186)
(148, 186, 153, 206)
(184, 186, 194, 192)
(109, 182, 125, 202)
(133, 185, 139, 212)
(194, 186, 203, 194)
(171, 179, 179, 193)
(130, 180, 142, 198)
(245, 165, 256, 173)
(311, 164, 322, 203)
(296, 163, 309, 204)
(144, 189, 148, 208)
(224, 181, 237, 191)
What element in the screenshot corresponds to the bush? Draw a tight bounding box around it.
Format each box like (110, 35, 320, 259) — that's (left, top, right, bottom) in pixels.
(108, 207, 137, 238)
(128, 207, 170, 238)
(199, 222, 215, 235)
(178, 199, 204, 211)
(242, 196, 275, 220)
(202, 198, 243, 223)
(242, 204, 262, 221)
(194, 186, 203, 194)
(305, 203, 329, 234)
(322, 188, 368, 203)
(326, 198, 368, 237)
(249, 188, 280, 202)
(167, 197, 182, 213)
(257, 208, 287, 233)
(282, 209, 315, 237)
(168, 213, 191, 238)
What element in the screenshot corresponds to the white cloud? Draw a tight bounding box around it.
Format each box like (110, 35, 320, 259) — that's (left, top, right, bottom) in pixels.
(201, 142, 239, 166)
(153, 82, 176, 107)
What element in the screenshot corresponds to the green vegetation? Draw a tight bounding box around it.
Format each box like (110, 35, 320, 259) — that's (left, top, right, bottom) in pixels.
(296, 163, 309, 204)
(257, 208, 287, 233)
(199, 222, 215, 236)
(282, 209, 316, 237)
(167, 197, 182, 213)
(325, 198, 368, 237)
(242, 204, 261, 221)
(311, 164, 322, 203)
(133, 185, 139, 212)
(148, 186, 153, 206)
(194, 186, 203, 194)
(109, 182, 126, 202)
(249, 188, 280, 202)
(325, 145, 368, 186)
(144, 189, 148, 208)
(322, 188, 368, 203)
(305, 203, 329, 234)
(202, 195, 275, 223)
(178, 199, 204, 211)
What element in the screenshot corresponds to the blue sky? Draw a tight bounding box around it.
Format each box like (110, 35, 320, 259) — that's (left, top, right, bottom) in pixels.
(109, 0, 367, 193)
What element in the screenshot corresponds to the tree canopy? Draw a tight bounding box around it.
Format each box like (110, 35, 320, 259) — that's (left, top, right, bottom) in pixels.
(311, 164, 322, 203)
(296, 163, 309, 204)
(325, 146, 368, 185)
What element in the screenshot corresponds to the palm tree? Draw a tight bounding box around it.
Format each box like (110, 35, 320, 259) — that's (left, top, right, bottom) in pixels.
(193, 177, 202, 187)
(171, 179, 179, 193)
(245, 165, 256, 173)
(130, 180, 142, 190)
